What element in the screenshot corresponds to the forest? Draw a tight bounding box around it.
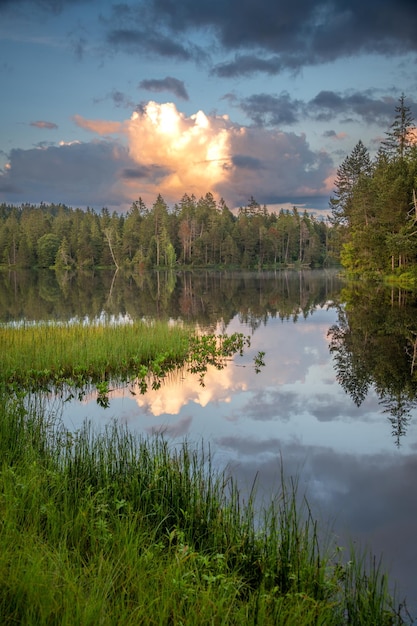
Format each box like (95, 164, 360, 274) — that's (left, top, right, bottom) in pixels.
(330, 94, 417, 281)
(0, 193, 334, 270)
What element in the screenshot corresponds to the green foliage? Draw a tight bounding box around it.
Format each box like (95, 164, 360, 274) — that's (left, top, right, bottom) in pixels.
(331, 94, 417, 278)
(36, 233, 61, 268)
(0, 193, 333, 271)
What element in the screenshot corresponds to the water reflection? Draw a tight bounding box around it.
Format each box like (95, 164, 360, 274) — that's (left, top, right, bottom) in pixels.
(0, 268, 343, 326)
(3, 268, 417, 449)
(328, 283, 417, 446)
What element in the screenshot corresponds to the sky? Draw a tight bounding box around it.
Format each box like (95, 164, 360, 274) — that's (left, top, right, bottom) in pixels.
(1, 0, 417, 217)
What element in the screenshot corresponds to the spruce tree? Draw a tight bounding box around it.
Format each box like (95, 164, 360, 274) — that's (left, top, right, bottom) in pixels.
(381, 93, 415, 160)
(329, 140, 372, 227)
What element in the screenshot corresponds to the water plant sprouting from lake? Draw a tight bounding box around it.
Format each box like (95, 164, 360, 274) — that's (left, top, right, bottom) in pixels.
(0, 391, 411, 625)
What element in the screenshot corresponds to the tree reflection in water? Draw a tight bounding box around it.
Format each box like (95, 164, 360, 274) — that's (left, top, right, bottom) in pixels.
(5, 268, 417, 444)
(328, 283, 417, 446)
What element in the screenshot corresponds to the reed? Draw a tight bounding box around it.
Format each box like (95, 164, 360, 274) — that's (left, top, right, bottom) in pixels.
(1, 321, 251, 403)
(1, 320, 189, 385)
(0, 391, 409, 625)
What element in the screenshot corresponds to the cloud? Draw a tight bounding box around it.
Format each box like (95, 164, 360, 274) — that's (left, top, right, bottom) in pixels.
(4, 0, 417, 81)
(213, 55, 285, 78)
(125, 102, 333, 207)
(237, 92, 303, 126)
(309, 90, 399, 124)
(323, 130, 348, 141)
(106, 28, 196, 62)
(0, 101, 334, 210)
(93, 89, 137, 110)
(119, 360, 243, 416)
(73, 114, 124, 135)
(231, 89, 415, 130)
(123, 102, 232, 202)
(136, 0, 417, 75)
(121, 164, 170, 183)
(218, 126, 333, 205)
(0, 140, 136, 208)
(30, 120, 58, 129)
(139, 76, 189, 101)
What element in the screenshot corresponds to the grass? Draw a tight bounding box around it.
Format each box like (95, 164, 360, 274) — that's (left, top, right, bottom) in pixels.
(1, 319, 190, 388)
(0, 320, 252, 403)
(0, 390, 410, 625)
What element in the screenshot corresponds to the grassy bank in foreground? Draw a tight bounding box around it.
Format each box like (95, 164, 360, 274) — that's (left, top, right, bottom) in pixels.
(0, 392, 409, 625)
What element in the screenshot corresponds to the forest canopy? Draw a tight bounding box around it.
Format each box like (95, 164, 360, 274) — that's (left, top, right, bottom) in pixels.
(329, 94, 417, 281)
(0, 194, 334, 270)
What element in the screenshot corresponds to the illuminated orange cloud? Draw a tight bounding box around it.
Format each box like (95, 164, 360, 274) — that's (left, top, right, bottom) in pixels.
(73, 114, 124, 135)
(125, 102, 232, 200)
(110, 363, 245, 417)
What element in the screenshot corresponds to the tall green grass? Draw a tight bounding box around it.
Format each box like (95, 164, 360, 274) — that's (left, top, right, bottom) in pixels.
(1, 320, 190, 388)
(1, 321, 251, 404)
(0, 390, 410, 625)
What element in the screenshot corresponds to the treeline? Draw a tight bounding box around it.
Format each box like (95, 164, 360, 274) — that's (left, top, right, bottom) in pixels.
(330, 94, 417, 279)
(0, 194, 335, 270)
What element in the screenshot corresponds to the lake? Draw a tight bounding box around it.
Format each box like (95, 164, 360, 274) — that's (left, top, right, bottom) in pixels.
(2, 267, 417, 618)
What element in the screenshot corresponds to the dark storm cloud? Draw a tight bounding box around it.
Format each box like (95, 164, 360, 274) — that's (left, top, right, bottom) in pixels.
(215, 125, 334, 207)
(213, 55, 285, 78)
(121, 164, 171, 182)
(233, 89, 414, 128)
(136, 0, 417, 76)
(309, 90, 400, 124)
(6, 1, 416, 78)
(4, 1, 416, 77)
(107, 28, 194, 61)
(139, 76, 189, 101)
(0, 141, 135, 208)
(231, 155, 265, 171)
(238, 93, 303, 126)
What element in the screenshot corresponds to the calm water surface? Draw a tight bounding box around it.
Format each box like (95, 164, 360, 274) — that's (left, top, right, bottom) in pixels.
(2, 268, 417, 617)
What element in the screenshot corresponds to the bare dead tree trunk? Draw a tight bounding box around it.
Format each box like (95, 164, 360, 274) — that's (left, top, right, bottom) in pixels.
(104, 229, 120, 270)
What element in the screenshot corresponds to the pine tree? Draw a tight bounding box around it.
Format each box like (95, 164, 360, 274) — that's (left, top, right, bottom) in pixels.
(329, 140, 372, 227)
(381, 93, 415, 160)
